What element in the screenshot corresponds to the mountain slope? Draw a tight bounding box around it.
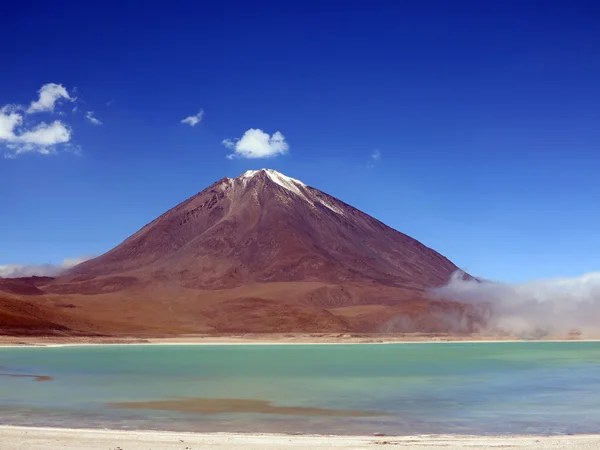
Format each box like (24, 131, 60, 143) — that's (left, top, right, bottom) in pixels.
(68, 169, 459, 289)
(6, 169, 476, 335)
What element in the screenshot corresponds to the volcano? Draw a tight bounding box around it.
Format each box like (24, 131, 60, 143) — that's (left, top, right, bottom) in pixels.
(2, 169, 478, 335)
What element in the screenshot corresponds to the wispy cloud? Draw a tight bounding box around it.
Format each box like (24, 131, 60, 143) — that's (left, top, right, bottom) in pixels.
(106, 99, 114, 107)
(181, 110, 204, 127)
(431, 271, 600, 337)
(368, 149, 381, 168)
(27, 83, 74, 114)
(223, 128, 289, 159)
(1, 84, 78, 157)
(0, 256, 92, 278)
(85, 111, 102, 126)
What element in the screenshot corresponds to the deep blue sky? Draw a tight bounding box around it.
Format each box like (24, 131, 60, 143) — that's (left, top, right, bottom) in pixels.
(1, 1, 599, 283)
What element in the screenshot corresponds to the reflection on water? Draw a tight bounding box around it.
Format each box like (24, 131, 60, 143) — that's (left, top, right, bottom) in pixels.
(0, 373, 53, 382)
(1, 342, 600, 435)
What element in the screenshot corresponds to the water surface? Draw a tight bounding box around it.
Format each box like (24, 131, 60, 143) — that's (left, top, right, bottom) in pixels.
(1, 342, 599, 435)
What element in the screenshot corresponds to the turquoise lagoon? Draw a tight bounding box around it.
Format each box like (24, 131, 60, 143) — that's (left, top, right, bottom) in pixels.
(1, 342, 599, 435)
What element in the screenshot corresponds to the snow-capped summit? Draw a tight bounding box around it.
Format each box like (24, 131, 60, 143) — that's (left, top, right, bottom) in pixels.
(239, 168, 306, 188)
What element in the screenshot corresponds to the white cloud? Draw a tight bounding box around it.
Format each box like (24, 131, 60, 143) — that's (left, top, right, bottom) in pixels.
(0, 256, 92, 278)
(0, 106, 23, 140)
(181, 110, 204, 127)
(1, 84, 77, 157)
(0, 111, 71, 157)
(106, 99, 114, 107)
(223, 128, 289, 159)
(368, 149, 381, 168)
(27, 83, 74, 114)
(432, 271, 600, 337)
(18, 121, 71, 146)
(85, 111, 102, 126)
(222, 138, 235, 149)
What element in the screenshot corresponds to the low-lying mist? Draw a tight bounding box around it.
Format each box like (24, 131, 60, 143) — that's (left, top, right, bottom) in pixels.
(431, 270, 600, 338)
(0, 256, 91, 278)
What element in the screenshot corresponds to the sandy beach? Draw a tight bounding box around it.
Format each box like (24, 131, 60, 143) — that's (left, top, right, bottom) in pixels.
(0, 332, 595, 347)
(1, 426, 600, 449)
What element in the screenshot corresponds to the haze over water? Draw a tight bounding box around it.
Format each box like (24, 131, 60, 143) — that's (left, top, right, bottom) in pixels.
(1, 342, 599, 436)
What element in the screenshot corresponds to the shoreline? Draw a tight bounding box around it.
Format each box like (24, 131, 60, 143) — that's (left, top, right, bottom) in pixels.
(0, 333, 598, 348)
(1, 426, 600, 449)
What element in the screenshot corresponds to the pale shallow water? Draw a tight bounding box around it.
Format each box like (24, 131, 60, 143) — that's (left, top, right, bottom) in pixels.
(1, 342, 599, 435)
